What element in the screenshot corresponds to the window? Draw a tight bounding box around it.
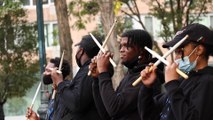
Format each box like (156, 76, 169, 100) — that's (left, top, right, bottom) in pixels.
(145, 16, 153, 35)
(44, 24, 50, 47)
(210, 16, 213, 29)
(52, 24, 59, 46)
(44, 22, 59, 47)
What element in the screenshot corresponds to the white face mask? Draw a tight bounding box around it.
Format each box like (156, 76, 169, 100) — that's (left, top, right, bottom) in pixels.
(175, 47, 199, 73)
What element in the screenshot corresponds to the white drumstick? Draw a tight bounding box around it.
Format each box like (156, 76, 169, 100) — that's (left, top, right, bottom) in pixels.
(132, 35, 189, 86)
(89, 33, 117, 67)
(144, 46, 188, 79)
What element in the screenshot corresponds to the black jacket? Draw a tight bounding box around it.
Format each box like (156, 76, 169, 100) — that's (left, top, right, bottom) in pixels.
(94, 58, 164, 120)
(138, 66, 213, 120)
(54, 60, 101, 120)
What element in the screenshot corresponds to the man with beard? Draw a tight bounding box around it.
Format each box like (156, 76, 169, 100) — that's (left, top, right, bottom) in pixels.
(50, 35, 102, 120)
(26, 57, 70, 120)
(89, 29, 164, 120)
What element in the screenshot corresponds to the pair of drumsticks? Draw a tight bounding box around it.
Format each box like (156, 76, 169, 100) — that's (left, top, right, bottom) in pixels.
(89, 32, 189, 86)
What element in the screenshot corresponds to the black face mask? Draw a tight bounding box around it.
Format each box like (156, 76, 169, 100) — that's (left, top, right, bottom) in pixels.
(43, 74, 52, 85)
(75, 49, 84, 67)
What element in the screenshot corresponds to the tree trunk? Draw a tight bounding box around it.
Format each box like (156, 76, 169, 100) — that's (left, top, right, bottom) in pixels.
(0, 103, 4, 120)
(54, 0, 73, 79)
(97, 0, 124, 89)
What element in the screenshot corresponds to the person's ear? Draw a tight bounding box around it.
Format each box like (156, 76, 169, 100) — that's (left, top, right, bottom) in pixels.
(138, 48, 144, 58)
(76, 48, 84, 58)
(196, 45, 205, 56)
(79, 48, 84, 54)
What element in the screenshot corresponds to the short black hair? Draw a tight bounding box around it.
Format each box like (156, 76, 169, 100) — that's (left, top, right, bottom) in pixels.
(121, 29, 153, 59)
(50, 57, 70, 79)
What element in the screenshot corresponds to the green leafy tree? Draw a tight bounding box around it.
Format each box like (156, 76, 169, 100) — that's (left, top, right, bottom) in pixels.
(145, 0, 212, 60)
(0, 0, 39, 119)
(68, 0, 100, 30)
(52, 28, 59, 46)
(68, 0, 132, 35)
(147, 0, 212, 41)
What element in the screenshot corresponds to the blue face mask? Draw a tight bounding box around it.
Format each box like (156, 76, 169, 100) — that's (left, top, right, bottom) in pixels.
(175, 47, 199, 73)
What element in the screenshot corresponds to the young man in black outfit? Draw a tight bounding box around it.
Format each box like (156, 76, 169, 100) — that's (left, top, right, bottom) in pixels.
(138, 23, 213, 120)
(90, 29, 164, 120)
(50, 35, 102, 120)
(26, 57, 70, 120)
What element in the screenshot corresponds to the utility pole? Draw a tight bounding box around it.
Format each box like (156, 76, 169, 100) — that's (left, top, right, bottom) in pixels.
(36, 0, 49, 119)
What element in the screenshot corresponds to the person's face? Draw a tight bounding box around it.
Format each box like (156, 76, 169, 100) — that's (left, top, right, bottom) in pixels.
(44, 62, 55, 75)
(119, 37, 140, 64)
(43, 62, 55, 84)
(174, 43, 198, 63)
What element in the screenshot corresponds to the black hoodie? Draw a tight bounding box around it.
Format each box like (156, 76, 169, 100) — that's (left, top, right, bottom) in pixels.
(138, 66, 213, 120)
(93, 58, 164, 120)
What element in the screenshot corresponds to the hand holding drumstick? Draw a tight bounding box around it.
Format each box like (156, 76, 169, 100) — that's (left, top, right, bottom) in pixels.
(140, 63, 158, 88)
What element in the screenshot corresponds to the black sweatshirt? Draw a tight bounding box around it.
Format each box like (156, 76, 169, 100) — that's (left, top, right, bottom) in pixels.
(54, 60, 101, 120)
(138, 66, 213, 120)
(94, 58, 164, 120)
(93, 79, 111, 120)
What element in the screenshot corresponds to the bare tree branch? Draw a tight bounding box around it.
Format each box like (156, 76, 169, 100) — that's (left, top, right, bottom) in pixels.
(184, 0, 193, 25)
(121, 9, 139, 22)
(169, 0, 176, 31)
(132, 0, 147, 30)
(190, 0, 207, 24)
